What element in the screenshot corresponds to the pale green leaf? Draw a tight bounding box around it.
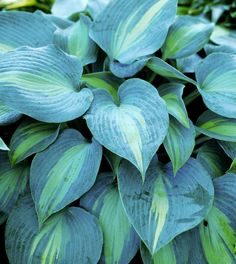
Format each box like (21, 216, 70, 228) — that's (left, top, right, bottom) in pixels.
(0, 137, 9, 151)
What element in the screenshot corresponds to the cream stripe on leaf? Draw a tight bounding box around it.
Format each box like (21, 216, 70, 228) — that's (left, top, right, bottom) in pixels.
(80, 173, 140, 264)
(158, 83, 189, 128)
(197, 140, 231, 178)
(30, 129, 102, 225)
(5, 195, 103, 264)
(196, 110, 236, 142)
(0, 11, 55, 52)
(0, 102, 22, 126)
(196, 52, 236, 118)
(0, 137, 9, 151)
(85, 78, 169, 180)
(9, 119, 61, 165)
(53, 14, 98, 65)
(90, 0, 177, 64)
(0, 152, 29, 214)
(0, 45, 93, 123)
(146, 57, 197, 85)
(163, 117, 196, 175)
(162, 15, 214, 59)
(117, 156, 214, 255)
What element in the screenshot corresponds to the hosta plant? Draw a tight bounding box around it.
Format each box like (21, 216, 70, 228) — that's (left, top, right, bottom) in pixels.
(0, 0, 236, 263)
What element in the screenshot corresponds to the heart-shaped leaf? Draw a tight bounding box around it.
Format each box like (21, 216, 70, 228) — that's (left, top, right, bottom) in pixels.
(85, 78, 169, 180)
(117, 156, 214, 254)
(90, 0, 177, 64)
(0, 45, 93, 122)
(0, 11, 55, 52)
(5, 195, 103, 264)
(196, 53, 236, 118)
(30, 129, 102, 225)
(81, 173, 140, 264)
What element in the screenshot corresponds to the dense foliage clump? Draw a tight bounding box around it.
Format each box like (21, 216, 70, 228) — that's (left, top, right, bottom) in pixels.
(0, 0, 236, 263)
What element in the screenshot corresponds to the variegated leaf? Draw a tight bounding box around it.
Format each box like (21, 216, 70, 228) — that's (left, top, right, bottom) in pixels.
(81, 173, 140, 264)
(5, 195, 103, 264)
(53, 14, 98, 65)
(117, 156, 214, 255)
(163, 117, 195, 174)
(0, 152, 29, 213)
(196, 110, 236, 142)
(30, 129, 102, 225)
(162, 15, 214, 59)
(9, 119, 60, 165)
(158, 83, 189, 128)
(196, 52, 236, 118)
(85, 78, 169, 180)
(0, 45, 93, 123)
(90, 0, 177, 64)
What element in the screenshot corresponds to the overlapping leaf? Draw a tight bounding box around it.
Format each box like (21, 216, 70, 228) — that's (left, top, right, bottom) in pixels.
(0, 138, 9, 151)
(0, 103, 22, 126)
(30, 129, 102, 225)
(118, 156, 214, 254)
(9, 119, 60, 165)
(5, 195, 103, 264)
(85, 78, 169, 180)
(0, 45, 93, 122)
(81, 173, 140, 264)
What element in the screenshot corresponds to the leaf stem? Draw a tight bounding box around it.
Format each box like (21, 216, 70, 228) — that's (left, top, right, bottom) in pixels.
(184, 89, 200, 106)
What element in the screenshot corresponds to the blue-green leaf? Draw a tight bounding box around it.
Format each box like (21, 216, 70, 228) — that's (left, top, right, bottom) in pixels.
(210, 26, 236, 50)
(0, 11, 55, 52)
(146, 57, 196, 85)
(163, 117, 195, 174)
(0, 103, 22, 126)
(218, 140, 236, 160)
(53, 15, 98, 65)
(90, 0, 177, 64)
(196, 110, 236, 142)
(162, 15, 214, 59)
(51, 0, 87, 18)
(5, 195, 103, 264)
(81, 173, 140, 264)
(30, 129, 102, 225)
(204, 44, 236, 55)
(85, 78, 169, 180)
(196, 52, 236, 118)
(0, 152, 29, 213)
(9, 119, 60, 165)
(0, 138, 9, 151)
(176, 54, 202, 73)
(0, 45, 93, 123)
(158, 82, 189, 128)
(104, 150, 121, 177)
(197, 140, 230, 178)
(117, 156, 214, 254)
